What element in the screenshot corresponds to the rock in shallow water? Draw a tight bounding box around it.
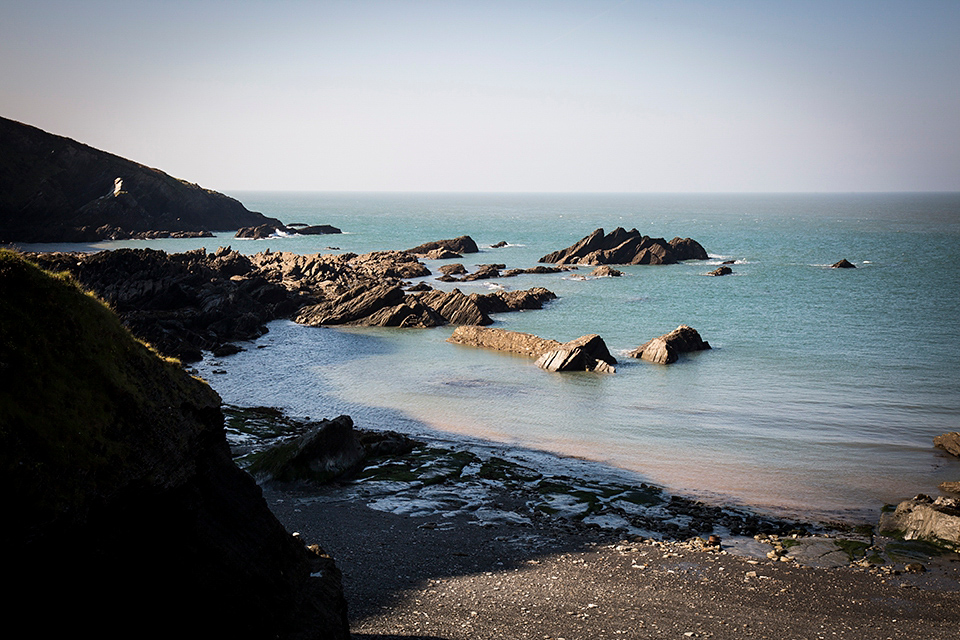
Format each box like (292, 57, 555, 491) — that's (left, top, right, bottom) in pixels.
(628, 325, 711, 364)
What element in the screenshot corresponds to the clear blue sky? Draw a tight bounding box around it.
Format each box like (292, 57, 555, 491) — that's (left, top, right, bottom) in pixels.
(2, 0, 958, 192)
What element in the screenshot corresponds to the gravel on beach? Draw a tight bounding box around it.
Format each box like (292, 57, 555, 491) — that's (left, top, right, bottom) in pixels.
(265, 483, 960, 640)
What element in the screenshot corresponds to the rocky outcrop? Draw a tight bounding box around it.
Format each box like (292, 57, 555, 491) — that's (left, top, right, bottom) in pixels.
(535, 334, 617, 373)
(28, 247, 299, 361)
(247, 415, 418, 484)
(449, 326, 616, 373)
(590, 265, 622, 277)
(236, 223, 291, 238)
(472, 287, 558, 314)
(0, 251, 349, 638)
(708, 266, 732, 276)
(879, 495, 960, 550)
(934, 432, 960, 458)
(0, 116, 284, 243)
(831, 259, 856, 268)
(540, 228, 707, 266)
(407, 235, 479, 256)
(629, 325, 711, 364)
(298, 224, 342, 235)
(415, 288, 492, 326)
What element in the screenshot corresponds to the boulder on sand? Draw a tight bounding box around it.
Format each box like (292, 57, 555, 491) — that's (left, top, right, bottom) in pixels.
(879, 494, 960, 550)
(934, 432, 960, 458)
(629, 325, 711, 364)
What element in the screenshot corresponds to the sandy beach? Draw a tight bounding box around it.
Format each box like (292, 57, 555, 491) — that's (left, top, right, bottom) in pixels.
(263, 474, 960, 640)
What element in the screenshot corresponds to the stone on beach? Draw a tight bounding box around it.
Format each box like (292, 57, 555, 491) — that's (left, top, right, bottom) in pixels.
(879, 494, 960, 550)
(935, 432, 960, 458)
(629, 325, 711, 364)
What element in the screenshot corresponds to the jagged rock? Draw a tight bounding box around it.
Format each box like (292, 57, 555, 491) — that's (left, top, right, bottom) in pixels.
(297, 224, 342, 235)
(708, 266, 732, 276)
(405, 282, 432, 291)
(415, 288, 492, 326)
(294, 282, 406, 326)
(491, 241, 508, 248)
(423, 248, 463, 260)
(536, 334, 617, 373)
(0, 252, 349, 638)
(879, 495, 960, 550)
(471, 287, 557, 314)
(439, 263, 467, 276)
(462, 263, 505, 281)
(831, 259, 857, 268)
(450, 326, 615, 373)
(501, 265, 568, 277)
(590, 265, 622, 277)
(236, 223, 290, 239)
(539, 228, 707, 266)
(0, 117, 285, 243)
(934, 432, 960, 458)
(448, 326, 562, 357)
(349, 250, 431, 279)
(407, 235, 479, 256)
(247, 415, 365, 483)
(629, 325, 711, 364)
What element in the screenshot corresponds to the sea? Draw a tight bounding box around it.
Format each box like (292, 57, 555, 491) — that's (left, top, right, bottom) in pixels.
(22, 192, 960, 524)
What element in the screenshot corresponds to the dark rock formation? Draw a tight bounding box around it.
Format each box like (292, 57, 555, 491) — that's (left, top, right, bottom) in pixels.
(629, 325, 711, 364)
(540, 228, 707, 266)
(590, 265, 623, 277)
(831, 259, 857, 268)
(536, 334, 617, 373)
(708, 266, 733, 276)
(27, 247, 297, 362)
(491, 240, 508, 248)
(298, 224, 342, 235)
(415, 288, 493, 326)
(0, 251, 349, 638)
(879, 494, 960, 550)
(439, 263, 468, 276)
(236, 222, 291, 238)
(472, 287, 557, 315)
(247, 415, 418, 484)
(449, 326, 616, 373)
(935, 432, 960, 458)
(0, 116, 284, 243)
(462, 263, 505, 281)
(407, 235, 479, 256)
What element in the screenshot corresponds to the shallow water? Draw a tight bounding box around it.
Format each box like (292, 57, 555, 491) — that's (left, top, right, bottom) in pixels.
(23, 192, 960, 523)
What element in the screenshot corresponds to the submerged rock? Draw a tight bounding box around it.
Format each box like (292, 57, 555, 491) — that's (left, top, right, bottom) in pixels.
(297, 224, 342, 235)
(708, 266, 733, 276)
(629, 325, 711, 364)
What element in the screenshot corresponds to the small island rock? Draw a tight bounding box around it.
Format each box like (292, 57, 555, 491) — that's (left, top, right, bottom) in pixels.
(831, 259, 857, 269)
(629, 325, 711, 364)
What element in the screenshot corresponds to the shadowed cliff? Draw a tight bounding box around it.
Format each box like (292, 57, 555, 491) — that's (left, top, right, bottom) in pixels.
(0, 116, 283, 242)
(0, 250, 348, 639)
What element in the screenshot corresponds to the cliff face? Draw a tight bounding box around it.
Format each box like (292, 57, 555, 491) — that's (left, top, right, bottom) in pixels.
(0, 250, 349, 638)
(0, 116, 283, 242)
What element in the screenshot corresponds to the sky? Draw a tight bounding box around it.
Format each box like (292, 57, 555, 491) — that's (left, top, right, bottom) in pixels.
(2, 0, 959, 193)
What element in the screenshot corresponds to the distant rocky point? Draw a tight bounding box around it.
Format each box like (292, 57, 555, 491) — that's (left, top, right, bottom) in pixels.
(0, 116, 285, 242)
(540, 228, 707, 266)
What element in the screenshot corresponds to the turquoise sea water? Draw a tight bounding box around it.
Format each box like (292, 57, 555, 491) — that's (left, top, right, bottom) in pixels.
(28, 192, 960, 523)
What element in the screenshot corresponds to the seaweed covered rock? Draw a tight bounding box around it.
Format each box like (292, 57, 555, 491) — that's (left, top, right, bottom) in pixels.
(0, 251, 349, 639)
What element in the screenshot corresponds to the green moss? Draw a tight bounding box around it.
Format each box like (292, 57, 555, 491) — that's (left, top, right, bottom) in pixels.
(885, 539, 954, 561)
(834, 539, 870, 560)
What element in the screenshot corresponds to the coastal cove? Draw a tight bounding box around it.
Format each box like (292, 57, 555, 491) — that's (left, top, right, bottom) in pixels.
(20, 192, 960, 524)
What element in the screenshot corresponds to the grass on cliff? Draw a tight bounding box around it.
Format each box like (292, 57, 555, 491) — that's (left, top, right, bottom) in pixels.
(0, 249, 220, 536)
